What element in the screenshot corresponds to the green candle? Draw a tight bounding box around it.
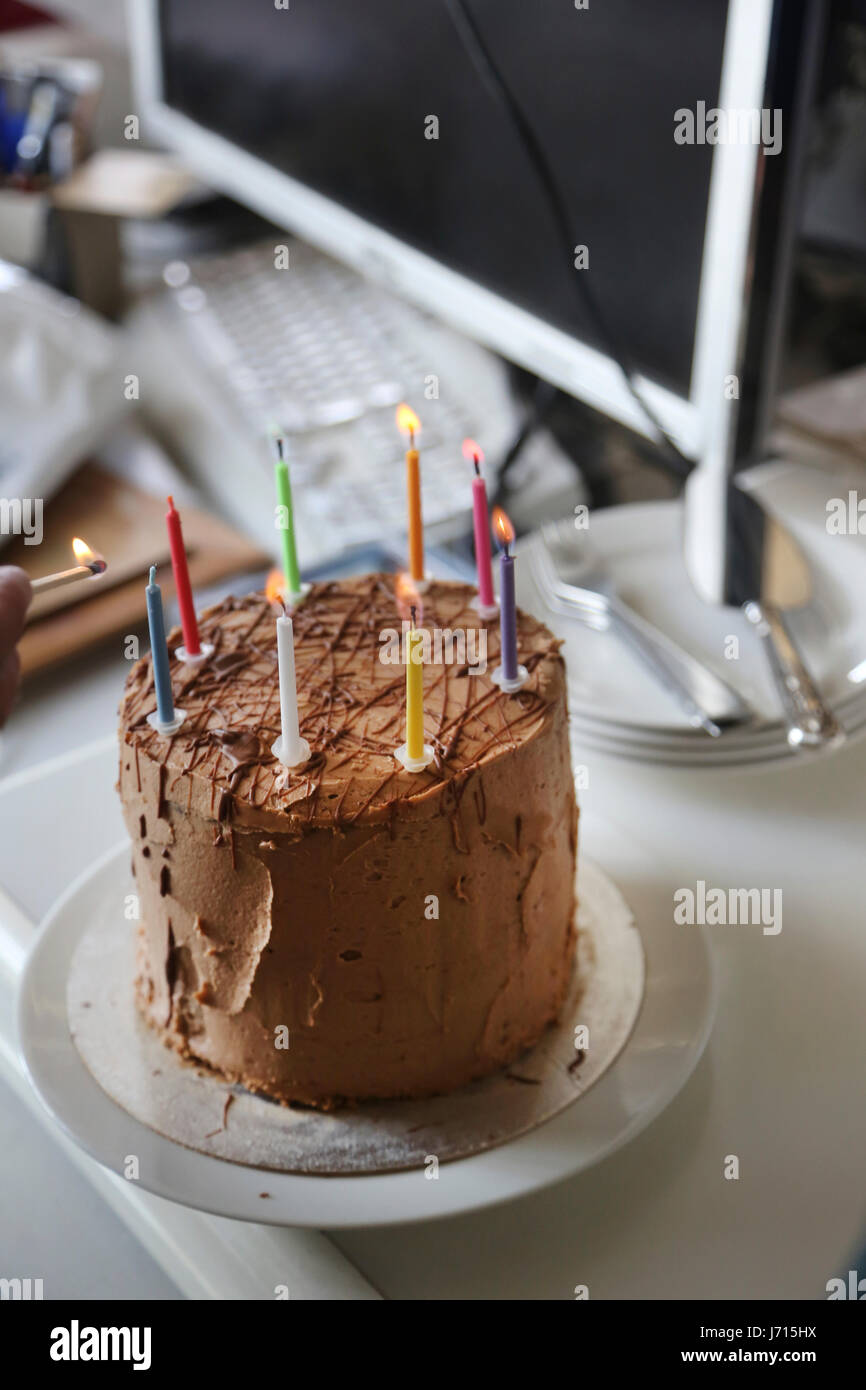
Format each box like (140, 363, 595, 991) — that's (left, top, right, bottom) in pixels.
(274, 438, 301, 597)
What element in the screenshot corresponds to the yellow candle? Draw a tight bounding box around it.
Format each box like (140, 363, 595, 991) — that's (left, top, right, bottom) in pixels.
(394, 574, 433, 773)
(406, 613, 425, 761)
(397, 404, 424, 582)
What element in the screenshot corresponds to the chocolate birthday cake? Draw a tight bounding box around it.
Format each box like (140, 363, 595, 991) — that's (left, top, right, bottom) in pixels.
(117, 575, 578, 1107)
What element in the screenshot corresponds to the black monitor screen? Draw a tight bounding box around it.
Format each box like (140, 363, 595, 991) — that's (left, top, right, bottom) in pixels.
(159, 0, 729, 397)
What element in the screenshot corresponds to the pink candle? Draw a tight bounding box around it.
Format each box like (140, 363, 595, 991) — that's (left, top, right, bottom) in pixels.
(464, 439, 495, 610)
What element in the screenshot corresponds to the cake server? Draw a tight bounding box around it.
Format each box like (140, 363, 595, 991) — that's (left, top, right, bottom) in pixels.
(529, 533, 751, 735)
(722, 481, 844, 751)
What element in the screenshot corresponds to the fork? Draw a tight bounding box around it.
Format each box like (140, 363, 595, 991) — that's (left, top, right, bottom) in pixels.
(529, 530, 752, 736)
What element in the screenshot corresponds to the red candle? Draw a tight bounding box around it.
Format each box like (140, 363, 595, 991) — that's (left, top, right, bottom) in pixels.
(165, 495, 200, 657)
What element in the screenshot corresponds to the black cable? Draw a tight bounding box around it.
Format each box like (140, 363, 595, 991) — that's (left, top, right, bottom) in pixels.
(490, 377, 558, 508)
(443, 0, 695, 481)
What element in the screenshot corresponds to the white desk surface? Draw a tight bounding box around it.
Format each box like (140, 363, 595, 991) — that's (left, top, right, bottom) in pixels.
(2, 633, 865, 1300)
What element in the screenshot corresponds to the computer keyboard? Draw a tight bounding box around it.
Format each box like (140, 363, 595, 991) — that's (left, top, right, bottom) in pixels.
(174, 242, 408, 433)
(130, 237, 578, 569)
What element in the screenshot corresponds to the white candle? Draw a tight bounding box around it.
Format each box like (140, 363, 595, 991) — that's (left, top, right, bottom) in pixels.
(271, 608, 311, 768)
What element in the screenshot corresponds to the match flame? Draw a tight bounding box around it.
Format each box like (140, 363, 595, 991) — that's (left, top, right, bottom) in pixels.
(265, 568, 286, 605)
(492, 507, 515, 549)
(72, 536, 106, 573)
(395, 403, 421, 441)
(462, 437, 484, 466)
(395, 571, 423, 625)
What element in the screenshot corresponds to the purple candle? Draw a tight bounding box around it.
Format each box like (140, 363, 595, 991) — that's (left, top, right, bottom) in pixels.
(493, 507, 518, 682)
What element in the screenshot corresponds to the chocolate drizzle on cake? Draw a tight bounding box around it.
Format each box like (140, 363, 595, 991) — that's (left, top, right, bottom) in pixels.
(157, 765, 168, 821)
(118, 575, 563, 828)
(164, 921, 177, 1025)
(208, 728, 266, 766)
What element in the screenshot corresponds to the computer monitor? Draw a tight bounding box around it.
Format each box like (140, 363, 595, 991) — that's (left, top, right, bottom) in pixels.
(130, 0, 825, 596)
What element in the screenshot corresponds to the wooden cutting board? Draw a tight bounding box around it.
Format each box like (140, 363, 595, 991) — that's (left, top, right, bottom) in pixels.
(10, 462, 269, 678)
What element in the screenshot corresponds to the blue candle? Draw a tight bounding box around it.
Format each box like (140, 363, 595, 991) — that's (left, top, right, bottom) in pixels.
(493, 508, 518, 682)
(146, 564, 175, 723)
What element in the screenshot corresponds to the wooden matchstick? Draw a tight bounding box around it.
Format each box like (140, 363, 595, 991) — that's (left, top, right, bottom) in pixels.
(31, 559, 107, 594)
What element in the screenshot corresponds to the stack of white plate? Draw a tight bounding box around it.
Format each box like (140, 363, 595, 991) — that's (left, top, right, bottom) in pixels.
(516, 464, 866, 768)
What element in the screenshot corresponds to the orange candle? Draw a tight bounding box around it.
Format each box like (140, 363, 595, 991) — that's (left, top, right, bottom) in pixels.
(397, 404, 424, 583)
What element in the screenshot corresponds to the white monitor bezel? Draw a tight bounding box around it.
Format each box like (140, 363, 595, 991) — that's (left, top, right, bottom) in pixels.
(129, 0, 774, 478)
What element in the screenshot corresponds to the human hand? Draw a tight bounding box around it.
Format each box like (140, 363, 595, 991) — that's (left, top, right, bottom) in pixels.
(0, 567, 32, 727)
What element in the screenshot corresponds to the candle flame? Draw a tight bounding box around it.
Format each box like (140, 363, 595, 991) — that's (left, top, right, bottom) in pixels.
(462, 437, 484, 467)
(265, 568, 287, 605)
(395, 571, 423, 624)
(492, 507, 515, 549)
(395, 403, 421, 441)
(72, 536, 106, 573)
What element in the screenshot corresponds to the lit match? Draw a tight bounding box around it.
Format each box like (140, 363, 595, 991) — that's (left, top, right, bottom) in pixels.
(31, 538, 107, 594)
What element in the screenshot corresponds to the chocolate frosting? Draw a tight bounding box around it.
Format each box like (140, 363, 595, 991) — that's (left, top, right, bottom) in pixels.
(119, 576, 563, 825)
(119, 575, 578, 1107)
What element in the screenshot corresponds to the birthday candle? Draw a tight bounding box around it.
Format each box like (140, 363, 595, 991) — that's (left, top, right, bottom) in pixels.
(396, 404, 424, 583)
(165, 496, 200, 656)
(464, 439, 496, 611)
(492, 508, 518, 682)
(406, 606, 425, 762)
(394, 575, 433, 771)
(274, 437, 301, 598)
(145, 565, 176, 724)
(273, 602, 310, 767)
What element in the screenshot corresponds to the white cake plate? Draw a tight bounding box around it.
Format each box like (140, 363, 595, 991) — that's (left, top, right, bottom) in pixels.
(64, 858, 643, 1176)
(18, 827, 714, 1228)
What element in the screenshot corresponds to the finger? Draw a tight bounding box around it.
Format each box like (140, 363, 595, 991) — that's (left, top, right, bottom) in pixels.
(0, 647, 21, 728)
(0, 567, 32, 654)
